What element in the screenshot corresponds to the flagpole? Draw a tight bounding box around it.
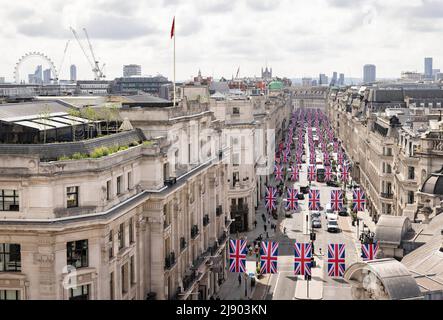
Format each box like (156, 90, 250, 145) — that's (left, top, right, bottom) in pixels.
(173, 17, 176, 107)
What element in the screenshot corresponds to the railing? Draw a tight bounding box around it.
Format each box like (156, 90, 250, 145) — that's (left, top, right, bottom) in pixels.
(191, 225, 199, 239)
(182, 271, 201, 292)
(203, 215, 210, 227)
(164, 252, 176, 270)
(381, 192, 394, 199)
(180, 237, 187, 251)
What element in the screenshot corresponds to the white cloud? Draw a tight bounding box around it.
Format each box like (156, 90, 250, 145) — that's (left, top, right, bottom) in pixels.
(0, 0, 441, 82)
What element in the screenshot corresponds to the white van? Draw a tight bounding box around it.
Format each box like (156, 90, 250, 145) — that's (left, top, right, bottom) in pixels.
(326, 212, 338, 222)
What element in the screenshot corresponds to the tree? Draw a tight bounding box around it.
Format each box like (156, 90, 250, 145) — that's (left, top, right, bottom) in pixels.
(68, 108, 81, 142)
(82, 106, 98, 139)
(38, 104, 52, 144)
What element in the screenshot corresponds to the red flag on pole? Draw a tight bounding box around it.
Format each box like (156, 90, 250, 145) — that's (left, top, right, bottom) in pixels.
(170, 17, 175, 39)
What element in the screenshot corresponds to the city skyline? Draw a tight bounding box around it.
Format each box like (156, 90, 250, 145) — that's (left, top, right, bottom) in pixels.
(0, 0, 443, 82)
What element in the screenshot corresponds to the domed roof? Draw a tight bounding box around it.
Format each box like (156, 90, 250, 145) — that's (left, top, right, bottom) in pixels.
(421, 167, 443, 195)
(268, 81, 283, 91)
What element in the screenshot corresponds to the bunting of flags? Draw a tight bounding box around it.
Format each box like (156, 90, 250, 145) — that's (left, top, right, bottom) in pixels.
(327, 244, 346, 277)
(330, 190, 344, 211)
(361, 242, 379, 261)
(308, 189, 321, 211)
(352, 188, 366, 212)
(229, 239, 247, 273)
(260, 242, 279, 274)
(294, 242, 312, 276)
(265, 186, 278, 211)
(285, 188, 299, 211)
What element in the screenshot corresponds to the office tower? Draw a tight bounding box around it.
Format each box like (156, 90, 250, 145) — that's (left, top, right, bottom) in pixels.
(123, 64, 142, 77)
(319, 73, 328, 86)
(339, 73, 345, 86)
(330, 72, 337, 86)
(363, 64, 376, 83)
(70, 65, 77, 82)
(43, 68, 51, 83)
(425, 57, 433, 79)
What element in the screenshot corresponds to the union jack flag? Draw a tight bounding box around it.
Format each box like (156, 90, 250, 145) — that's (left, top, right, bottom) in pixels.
(260, 242, 279, 274)
(361, 242, 379, 261)
(265, 186, 278, 211)
(285, 188, 299, 211)
(328, 244, 346, 277)
(294, 242, 312, 276)
(309, 189, 321, 211)
(324, 153, 330, 165)
(308, 165, 316, 181)
(274, 165, 283, 181)
(341, 165, 349, 182)
(283, 150, 290, 163)
(290, 165, 299, 181)
(353, 189, 366, 212)
(338, 152, 344, 165)
(325, 166, 332, 181)
(229, 239, 247, 273)
(330, 190, 344, 211)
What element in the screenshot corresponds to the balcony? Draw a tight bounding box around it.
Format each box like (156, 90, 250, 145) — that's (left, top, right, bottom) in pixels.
(203, 215, 210, 227)
(191, 225, 199, 239)
(216, 205, 223, 217)
(164, 252, 176, 270)
(180, 237, 187, 252)
(381, 192, 394, 199)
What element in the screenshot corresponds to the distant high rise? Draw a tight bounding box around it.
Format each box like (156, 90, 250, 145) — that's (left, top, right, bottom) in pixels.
(0, 77, 5, 84)
(70, 65, 77, 82)
(123, 64, 142, 77)
(43, 68, 51, 84)
(338, 73, 345, 86)
(319, 73, 329, 86)
(363, 64, 376, 83)
(425, 57, 433, 79)
(28, 65, 42, 84)
(330, 72, 338, 86)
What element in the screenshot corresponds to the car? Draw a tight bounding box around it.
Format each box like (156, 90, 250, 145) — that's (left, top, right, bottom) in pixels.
(312, 218, 322, 228)
(297, 193, 305, 200)
(285, 211, 293, 218)
(327, 220, 340, 233)
(311, 211, 322, 219)
(326, 180, 340, 187)
(338, 209, 349, 216)
(300, 186, 310, 194)
(326, 212, 338, 222)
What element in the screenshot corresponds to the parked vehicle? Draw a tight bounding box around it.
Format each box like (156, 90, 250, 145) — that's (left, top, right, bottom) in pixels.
(312, 218, 322, 228)
(311, 211, 322, 219)
(327, 220, 340, 233)
(338, 208, 349, 216)
(297, 193, 305, 200)
(300, 186, 310, 194)
(326, 180, 340, 187)
(326, 212, 338, 222)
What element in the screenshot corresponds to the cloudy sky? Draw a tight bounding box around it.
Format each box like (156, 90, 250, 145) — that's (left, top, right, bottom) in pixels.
(0, 0, 442, 82)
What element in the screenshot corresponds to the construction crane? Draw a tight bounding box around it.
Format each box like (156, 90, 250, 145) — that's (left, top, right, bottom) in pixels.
(236, 66, 240, 79)
(70, 27, 106, 80)
(83, 28, 106, 80)
(57, 40, 70, 81)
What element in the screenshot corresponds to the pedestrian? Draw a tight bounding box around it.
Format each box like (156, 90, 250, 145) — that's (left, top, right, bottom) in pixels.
(264, 224, 267, 232)
(266, 231, 269, 239)
(267, 217, 270, 225)
(238, 274, 242, 286)
(254, 220, 257, 228)
(283, 227, 287, 234)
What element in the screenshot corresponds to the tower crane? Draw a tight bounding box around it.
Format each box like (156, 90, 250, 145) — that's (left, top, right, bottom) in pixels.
(70, 27, 106, 80)
(57, 40, 70, 81)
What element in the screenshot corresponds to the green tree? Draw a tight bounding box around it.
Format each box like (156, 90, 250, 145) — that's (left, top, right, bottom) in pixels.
(68, 108, 81, 142)
(38, 104, 52, 144)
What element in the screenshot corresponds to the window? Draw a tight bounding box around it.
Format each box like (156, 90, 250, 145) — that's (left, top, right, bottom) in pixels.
(67, 240, 88, 269)
(117, 176, 122, 195)
(118, 224, 125, 250)
(106, 181, 111, 200)
(121, 264, 128, 295)
(67, 186, 79, 208)
(0, 243, 21, 272)
(69, 284, 90, 300)
(130, 256, 135, 285)
(232, 107, 240, 115)
(129, 218, 134, 244)
(408, 167, 415, 180)
(109, 230, 114, 259)
(110, 272, 114, 300)
(408, 191, 415, 204)
(0, 290, 20, 300)
(0, 190, 19, 211)
(127, 172, 132, 190)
